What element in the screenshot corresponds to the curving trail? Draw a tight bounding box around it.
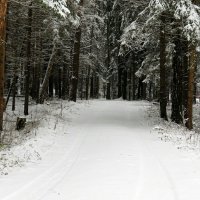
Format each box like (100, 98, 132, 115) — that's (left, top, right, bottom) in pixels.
(1, 100, 200, 200)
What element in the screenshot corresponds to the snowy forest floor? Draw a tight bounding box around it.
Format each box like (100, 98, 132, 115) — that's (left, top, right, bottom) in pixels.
(149, 102, 200, 154)
(1, 100, 200, 199)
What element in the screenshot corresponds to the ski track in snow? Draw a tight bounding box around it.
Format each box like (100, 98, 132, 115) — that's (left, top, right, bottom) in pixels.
(1, 100, 200, 200)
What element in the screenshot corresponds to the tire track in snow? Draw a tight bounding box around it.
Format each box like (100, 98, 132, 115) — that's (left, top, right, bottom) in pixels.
(2, 129, 89, 200)
(133, 151, 145, 200)
(138, 127, 180, 200)
(37, 129, 90, 200)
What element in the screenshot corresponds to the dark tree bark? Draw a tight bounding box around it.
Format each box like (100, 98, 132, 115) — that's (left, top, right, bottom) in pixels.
(24, 2, 32, 115)
(94, 76, 99, 98)
(184, 0, 199, 129)
(12, 75, 18, 111)
(90, 74, 94, 98)
(137, 78, 143, 99)
(48, 75, 54, 98)
(62, 64, 69, 100)
(106, 82, 111, 100)
(85, 67, 90, 100)
(148, 81, 152, 101)
(118, 57, 123, 98)
(171, 34, 183, 124)
(122, 69, 127, 100)
(159, 15, 168, 120)
(80, 69, 84, 100)
(0, 0, 8, 132)
(69, 0, 84, 102)
(58, 67, 62, 99)
(105, 0, 111, 100)
(31, 34, 41, 101)
(185, 44, 197, 129)
(69, 28, 82, 102)
(183, 41, 189, 119)
(5, 76, 16, 111)
(132, 66, 136, 100)
(142, 82, 147, 99)
(128, 67, 132, 101)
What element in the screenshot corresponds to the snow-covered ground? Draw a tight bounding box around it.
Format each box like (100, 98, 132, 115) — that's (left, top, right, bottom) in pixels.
(149, 103, 200, 154)
(1, 100, 200, 200)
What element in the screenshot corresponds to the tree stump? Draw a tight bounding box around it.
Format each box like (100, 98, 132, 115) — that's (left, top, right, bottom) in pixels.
(16, 117, 26, 130)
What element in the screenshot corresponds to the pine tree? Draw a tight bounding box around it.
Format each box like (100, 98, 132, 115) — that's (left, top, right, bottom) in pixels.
(0, 0, 8, 132)
(69, 0, 84, 102)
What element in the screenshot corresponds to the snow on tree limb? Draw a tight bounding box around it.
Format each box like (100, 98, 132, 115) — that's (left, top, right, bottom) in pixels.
(42, 0, 70, 17)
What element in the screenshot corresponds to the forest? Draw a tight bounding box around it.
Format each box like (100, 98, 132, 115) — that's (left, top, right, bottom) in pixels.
(0, 0, 200, 136)
(1, 0, 200, 199)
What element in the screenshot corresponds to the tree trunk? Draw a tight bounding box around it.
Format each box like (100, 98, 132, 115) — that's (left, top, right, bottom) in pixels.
(183, 41, 189, 120)
(106, 82, 111, 100)
(80, 69, 84, 100)
(159, 15, 168, 120)
(0, 0, 8, 131)
(132, 66, 136, 100)
(122, 68, 127, 100)
(90, 73, 94, 98)
(48, 75, 54, 98)
(62, 64, 69, 100)
(118, 57, 123, 98)
(24, 2, 32, 115)
(69, 28, 82, 102)
(31, 35, 40, 101)
(38, 43, 56, 104)
(12, 75, 17, 111)
(137, 78, 143, 99)
(58, 67, 62, 99)
(106, 1, 111, 100)
(185, 44, 197, 129)
(69, 0, 83, 102)
(171, 34, 183, 124)
(94, 76, 99, 98)
(85, 67, 90, 100)
(142, 82, 147, 99)
(128, 67, 132, 101)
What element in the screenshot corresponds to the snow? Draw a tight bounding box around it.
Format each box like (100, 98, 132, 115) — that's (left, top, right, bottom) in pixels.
(42, 0, 70, 18)
(1, 100, 200, 199)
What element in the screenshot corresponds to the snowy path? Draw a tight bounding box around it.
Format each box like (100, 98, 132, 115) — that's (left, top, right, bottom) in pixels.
(1, 100, 200, 200)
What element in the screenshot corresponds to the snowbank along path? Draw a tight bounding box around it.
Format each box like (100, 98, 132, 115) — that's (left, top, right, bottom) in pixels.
(1, 100, 200, 200)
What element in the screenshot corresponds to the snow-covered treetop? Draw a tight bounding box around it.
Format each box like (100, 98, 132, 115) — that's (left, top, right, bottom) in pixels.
(41, 0, 82, 26)
(120, 0, 200, 81)
(42, 0, 70, 18)
(174, 0, 200, 41)
(121, 0, 200, 47)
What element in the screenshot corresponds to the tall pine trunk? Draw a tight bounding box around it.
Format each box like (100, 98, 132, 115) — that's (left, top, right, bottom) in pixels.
(62, 64, 69, 100)
(106, 1, 111, 100)
(69, 0, 83, 102)
(69, 28, 82, 102)
(90, 74, 94, 99)
(24, 2, 32, 115)
(171, 33, 183, 124)
(12, 75, 17, 111)
(185, 44, 197, 129)
(122, 69, 127, 100)
(159, 15, 168, 120)
(85, 67, 90, 100)
(0, 0, 8, 131)
(185, 0, 198, 129)
(118, 57, 123, 98)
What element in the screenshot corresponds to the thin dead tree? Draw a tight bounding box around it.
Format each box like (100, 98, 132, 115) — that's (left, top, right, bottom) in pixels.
(38, 40, 57, 104)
